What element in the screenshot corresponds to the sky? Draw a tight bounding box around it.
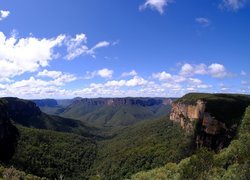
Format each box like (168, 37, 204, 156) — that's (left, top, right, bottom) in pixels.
(0, 0, 250, 98)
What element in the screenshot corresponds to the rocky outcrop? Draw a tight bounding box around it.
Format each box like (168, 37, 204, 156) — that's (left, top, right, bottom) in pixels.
(170, 100, 206, 133)
(170, 100, 229, 150)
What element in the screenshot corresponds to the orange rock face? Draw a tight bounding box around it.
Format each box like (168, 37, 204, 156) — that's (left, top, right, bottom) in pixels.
(170, 100, 225, 135)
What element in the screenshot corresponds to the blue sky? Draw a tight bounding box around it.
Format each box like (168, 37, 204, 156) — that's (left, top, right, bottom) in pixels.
(0, 0, 250, 98)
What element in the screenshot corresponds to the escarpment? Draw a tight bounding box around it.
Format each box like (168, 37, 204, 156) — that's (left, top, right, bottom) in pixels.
(0, 100, 19, 162)
(170, 93, 250, 150)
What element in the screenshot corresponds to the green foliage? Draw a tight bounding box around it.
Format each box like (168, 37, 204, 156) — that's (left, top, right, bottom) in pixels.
(132, 106, 250, 180)
(54, 99, 171, 128)
(176, 93, 250, 127)
(0, 97, 99, 138)
(10, 126, 97, 180)
(0, 165, 45, 180)
(92, 117, 193, 179)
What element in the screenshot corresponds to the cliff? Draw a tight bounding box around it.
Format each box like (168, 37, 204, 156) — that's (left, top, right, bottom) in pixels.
(170, 93, 250, 150)
(0, 100, 19, 162)
(2, 97, 42, 127)
(70, 97, 174, 107)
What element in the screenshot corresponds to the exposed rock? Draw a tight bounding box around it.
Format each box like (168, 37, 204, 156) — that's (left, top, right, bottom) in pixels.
(170, 100, 229, 150)
(170, 100, 206, 133)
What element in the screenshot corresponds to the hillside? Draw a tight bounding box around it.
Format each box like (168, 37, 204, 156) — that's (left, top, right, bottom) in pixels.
(0, 99, 19, 162)
(10, 126, 97, 180)
(132, 106, 250, 179)
(90, 116, 193, 179)
(0, 97, 99, 138)
(1, 93, 250, 179)
(34, 97, 174, 128)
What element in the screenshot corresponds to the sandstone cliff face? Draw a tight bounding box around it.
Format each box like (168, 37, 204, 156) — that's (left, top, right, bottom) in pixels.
(170, 100, 206, 133)
(170, 100, 228, 150)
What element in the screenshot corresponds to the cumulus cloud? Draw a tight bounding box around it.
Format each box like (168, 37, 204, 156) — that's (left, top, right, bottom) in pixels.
(97, 68, 114, 78)
(37, 69, 63, 79)
(179, 63, 207, 76)
(208, 63, 229, 78)
(0, 31, 114, 81)
(37, 69, 76, 85)
(0, 10, 10, 21)
(84, 68, 114, 79)
(179, 63, 229, 78)
(105, 76, 148, 87)
(0, 73, 76, 98)
(0, 31, 65, 79)
(121, 70, 138, 77)
(152, 71, 172, 81)
(139, 0, 174, 14)
(195, 17, 211, 27)
(220, 0, 248, 11)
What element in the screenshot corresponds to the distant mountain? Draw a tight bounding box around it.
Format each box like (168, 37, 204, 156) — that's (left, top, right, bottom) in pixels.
(33, 97, 175, 127)
(1, 97, 99, 138)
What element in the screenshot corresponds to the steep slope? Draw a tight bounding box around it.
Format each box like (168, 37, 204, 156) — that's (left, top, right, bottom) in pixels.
(32, 99, 62, 115)
(132, 106, 250, 179)
(1, 97, 99, 137)
(0, 99, 19, 162)
(10, 126, 97, 180)
(57, 98, 173, 127)
(91, 116, 193, 179)
(170, 93, 250, 150)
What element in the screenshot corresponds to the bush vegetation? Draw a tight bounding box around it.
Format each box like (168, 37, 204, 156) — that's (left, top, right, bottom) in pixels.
(132, 106, 250, 179)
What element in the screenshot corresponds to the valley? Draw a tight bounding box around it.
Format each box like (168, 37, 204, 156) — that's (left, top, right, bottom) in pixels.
(0, 93, 250, 179)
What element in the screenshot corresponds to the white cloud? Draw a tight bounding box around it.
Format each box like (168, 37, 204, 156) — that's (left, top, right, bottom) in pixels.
(179, 63, 229, 78)
(37, 69, 63, 79)
(152, 71, 172, 81)
(97, 68, 113, 78)
(92, 41, 110, 50)
(180, 63, 207, 76)
(37, 69, 76, 85)
(64, 34, 110, 60)
(208, 63, 228, 78)
(188, 78, 202, 85)
(92, 76, 149, 88)
(84, 68, 114, 79)
(139, 0, 174, 14)
(64, 34, 88, 60)
(0, 10, 10, 21)
(0, 31, 65, 79)
(195, 17, 211, 27)
(121, 70, 138, 77)
(220, 0, 248, 11)
(0, 71, 77, 98)
(179, 64, 194, 76)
